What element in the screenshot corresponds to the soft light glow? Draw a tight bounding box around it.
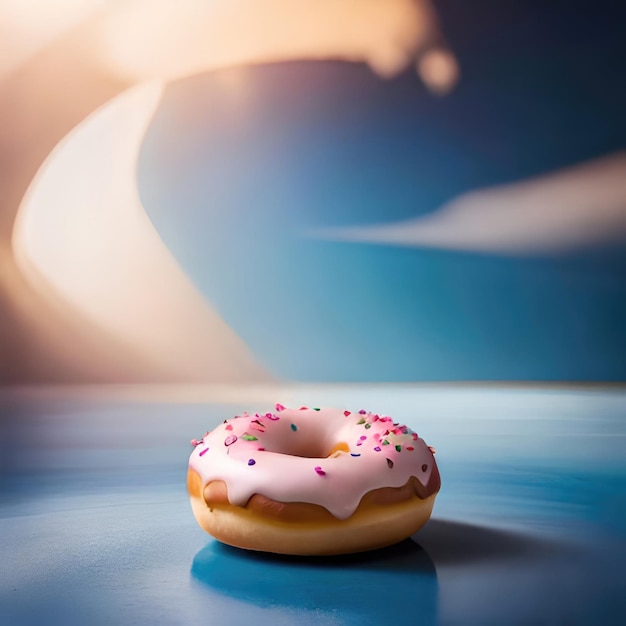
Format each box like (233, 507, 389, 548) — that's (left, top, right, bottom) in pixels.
(13, 82, 268, 382)
(0, 0, 107, 79)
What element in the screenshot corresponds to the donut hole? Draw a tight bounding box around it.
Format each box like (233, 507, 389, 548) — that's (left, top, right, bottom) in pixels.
(263, 440, 350, 459)
(326, 441, 350, 457)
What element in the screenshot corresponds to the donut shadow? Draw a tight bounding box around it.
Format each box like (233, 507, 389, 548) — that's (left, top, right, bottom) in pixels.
(191, 538, 438, 624)
(414, 518, 567, 567)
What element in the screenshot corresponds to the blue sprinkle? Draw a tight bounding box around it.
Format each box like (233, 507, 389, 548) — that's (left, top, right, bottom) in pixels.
(350, 453, 361, 457)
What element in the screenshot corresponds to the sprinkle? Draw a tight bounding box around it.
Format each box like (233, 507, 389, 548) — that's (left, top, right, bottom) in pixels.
(358, 409, 367, 415)
(314, 466, 326, 476)
(241, 433, 258, 441)
(266, 413, 280, 421)
(359, 435, 367, 440)
(248, 459, 256, 466)
(422, 464, 428, 472)
(299, 406, 308, 410)
(224, 435, 238, 446)
(428, 446, 437, 455)
(275, 403, 286, 411)
(357, 418, 366, 425)
(199, 448, 209, 456)
(382, 440, 390, 446)
(412, 433, 418, 440)
(313, 408, 320, 411)
(364, 423, 372, 429)
(386, 458, 394, 469)
(344, 410, 351, 416)
(406, 446, 415, 451)
(225, 424, 233, 431)
(190, 439, 201, 447)
(258, 447, 265, 451)
(356, 441, 362, 446)
(290, 423, 298, 432)
(374, 446, 382, 452)
(250, 423, 265, 432)
(350, 453, 361, 457)
(395, 444, 402, 452)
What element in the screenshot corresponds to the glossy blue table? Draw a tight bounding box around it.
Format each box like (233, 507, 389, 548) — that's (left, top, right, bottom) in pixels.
(1, 385, 625, 624)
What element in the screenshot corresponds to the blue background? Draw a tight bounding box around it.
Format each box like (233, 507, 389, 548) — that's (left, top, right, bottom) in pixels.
(138, 0, 626, 382)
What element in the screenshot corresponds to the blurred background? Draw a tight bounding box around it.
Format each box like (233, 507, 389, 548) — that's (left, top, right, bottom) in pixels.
(1, 0, 625, 384)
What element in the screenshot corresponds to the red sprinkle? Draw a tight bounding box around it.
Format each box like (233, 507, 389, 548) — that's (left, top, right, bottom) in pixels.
(225, 424, 233, 431)
(344, 410, 351, 416)
(275, 403, 286, 411)
(406, 446, 415, 451)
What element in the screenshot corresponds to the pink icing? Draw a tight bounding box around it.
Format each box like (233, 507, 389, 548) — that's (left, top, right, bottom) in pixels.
(188, 405, 437, 520)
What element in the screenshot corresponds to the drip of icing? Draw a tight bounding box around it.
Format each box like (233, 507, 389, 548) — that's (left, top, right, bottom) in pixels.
(189, 406, 437, 520)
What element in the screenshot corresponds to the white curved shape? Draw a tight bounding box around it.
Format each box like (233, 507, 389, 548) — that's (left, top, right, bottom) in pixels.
(12, 81, 268, 382)
(313, 153, 626, 254)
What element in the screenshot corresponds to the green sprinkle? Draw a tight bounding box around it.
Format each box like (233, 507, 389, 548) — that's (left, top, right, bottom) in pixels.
(313, 408, 320, 411)
(382, 440, 390, 445)
(357, 418, 366, 425)
(364, 423, 372, 429)
(241, 434, 258, 441)
(395, 444, 402, 452)
(291, 424, 298, 432)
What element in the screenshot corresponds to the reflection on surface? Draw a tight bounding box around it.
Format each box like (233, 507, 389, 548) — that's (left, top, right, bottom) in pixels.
(191, 539, 437, 625)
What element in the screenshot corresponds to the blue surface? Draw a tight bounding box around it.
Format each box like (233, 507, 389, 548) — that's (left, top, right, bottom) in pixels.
(1, 386, 625, 624)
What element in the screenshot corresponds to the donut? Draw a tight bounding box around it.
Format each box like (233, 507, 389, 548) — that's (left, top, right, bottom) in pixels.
(187, 404, 440, 555)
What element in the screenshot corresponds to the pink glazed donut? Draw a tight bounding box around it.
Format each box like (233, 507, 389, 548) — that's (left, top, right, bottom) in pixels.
(187, 404, 440, 555)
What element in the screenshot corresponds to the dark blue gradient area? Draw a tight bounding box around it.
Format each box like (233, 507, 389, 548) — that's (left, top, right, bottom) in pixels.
(138, 1, 626, 381)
